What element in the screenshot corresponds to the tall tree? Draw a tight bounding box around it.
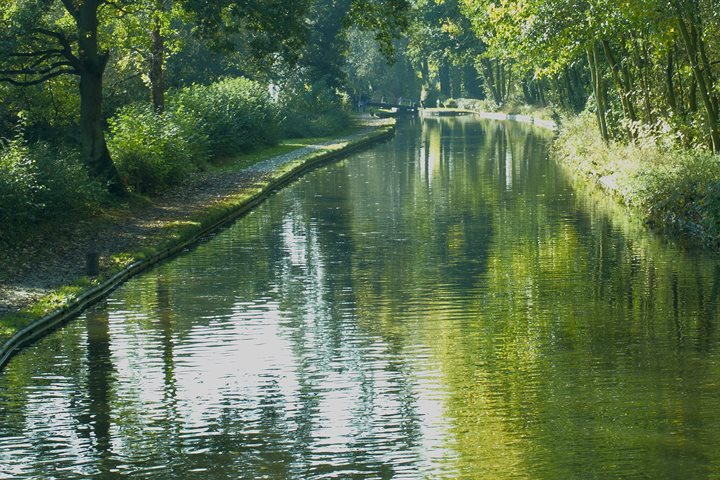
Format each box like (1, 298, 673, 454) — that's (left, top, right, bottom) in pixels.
(293, 0, 411, 89)
(409, 0, 486, 103)
(0, 0, 126, 194)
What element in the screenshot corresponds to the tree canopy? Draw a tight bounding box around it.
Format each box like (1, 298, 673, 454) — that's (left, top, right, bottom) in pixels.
(0, 0, 412, 195)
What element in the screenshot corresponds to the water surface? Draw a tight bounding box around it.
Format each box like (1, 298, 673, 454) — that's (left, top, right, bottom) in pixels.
(2, 118, 719, 479)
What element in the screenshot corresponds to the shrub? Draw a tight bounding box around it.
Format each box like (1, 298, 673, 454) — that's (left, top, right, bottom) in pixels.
(0, 133, 105, 239)
(169, 77, 280, 157)
(108, 103, 209, 194)
(34, 143, 107, 213)
(632, 149, 720, 244)
(278, 82, 351, 138)
(0, 136, 43, 226)
(455, 98, 499, 113)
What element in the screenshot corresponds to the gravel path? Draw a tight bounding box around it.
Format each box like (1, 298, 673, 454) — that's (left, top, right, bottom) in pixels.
(0, 120, 390, 316)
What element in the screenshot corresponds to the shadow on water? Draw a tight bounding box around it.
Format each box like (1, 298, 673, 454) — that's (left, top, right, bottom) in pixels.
(82, 305, 116, 474)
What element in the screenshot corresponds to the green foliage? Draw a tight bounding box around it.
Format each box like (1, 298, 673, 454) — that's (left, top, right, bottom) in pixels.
(0, 136, 42, 225)
(0, 132, 106, 239)
(555, 114, 720, 247)
(169, 78, 280, 157)
(108, 77, 288, 194)
(633, 150, 720, 246)
(0, 77, 80, 138)
(108, 103, 209, 194)
(455, 98, 498, 112)
(278, 81, 352, 138)
(106, 76, 357, 195)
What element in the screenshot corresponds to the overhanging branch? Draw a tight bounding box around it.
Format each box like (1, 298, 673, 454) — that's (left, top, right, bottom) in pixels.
(30, 28, 81, 69)
(8, 49, 65, 58)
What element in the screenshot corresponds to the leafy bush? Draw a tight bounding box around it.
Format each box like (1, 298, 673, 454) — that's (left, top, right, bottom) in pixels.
(0, 133, 105, 239)
(108, 103, 209, 193)
(632, 149, 720, 245)
(0, 136, 42, 226)
(169, 77, 280, 157)
(35, 144, 107, 213)
(278, 82, 351, 138)
(109, 77, 337, 194)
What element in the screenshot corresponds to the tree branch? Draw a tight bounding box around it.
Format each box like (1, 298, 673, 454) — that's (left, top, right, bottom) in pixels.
(59, 0, 79, 19)
(0, 69, 76, 86)
(100, 0, 143, 17)
(30, 29, 81, 70)
(8, 49, 65, 58)
(0, 61, 76, 77)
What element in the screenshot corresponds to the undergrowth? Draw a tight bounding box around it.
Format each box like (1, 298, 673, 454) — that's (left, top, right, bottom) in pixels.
(0, 132, 106, 243)
(554, 113, 720, 247)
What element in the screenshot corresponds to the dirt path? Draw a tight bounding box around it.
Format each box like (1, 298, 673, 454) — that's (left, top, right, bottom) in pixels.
(0, 121, 390, 316)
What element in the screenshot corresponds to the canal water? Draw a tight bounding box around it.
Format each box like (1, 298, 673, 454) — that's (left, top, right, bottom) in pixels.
(1, 118, 719, 479)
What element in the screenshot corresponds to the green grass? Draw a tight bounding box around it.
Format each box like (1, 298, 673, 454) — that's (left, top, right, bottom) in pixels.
(0, 283, 89, 339)
(208, 127, 362, 172)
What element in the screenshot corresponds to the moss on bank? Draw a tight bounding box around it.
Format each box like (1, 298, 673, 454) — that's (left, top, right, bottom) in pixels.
(0, 120, 394, 355)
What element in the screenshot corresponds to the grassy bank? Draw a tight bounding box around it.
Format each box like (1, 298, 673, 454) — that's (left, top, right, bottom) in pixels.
(0, 119, 393, 358)
(554, 113, 720, 248)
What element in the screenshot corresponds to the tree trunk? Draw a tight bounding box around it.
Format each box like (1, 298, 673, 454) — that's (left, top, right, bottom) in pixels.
(419, 58, 432, 103)
(665, 50, 678, 113)
(522, 76, 533, 104)
(505, 66, 513, 103)
(462, 64, 483, 98)
(595, 47, 610, 140)
(497, 62, 504, 102)
(438, 62, 451, 98)
(634, 41, 653, 121)
(562, 68, 573, 110)
(499, 62, 507, 103)
(674, 7, 720, 151)
(450, 65, 462, 98)
(601, 40, 637, 125)
(76, 0, 126, 195)
(571, 66, 588, 111)
(587, 47, 609, 142)
(697, 26, 720, 118)
(480, 58, 502, 105)
(150, 12, 165, 112)
(537, 80, 546, 106)
(689, 76, 698, 112)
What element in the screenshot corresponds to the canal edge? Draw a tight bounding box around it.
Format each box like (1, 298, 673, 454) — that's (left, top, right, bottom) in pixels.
(0, 122, 396, 372)
(472, 111, 556, 130)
